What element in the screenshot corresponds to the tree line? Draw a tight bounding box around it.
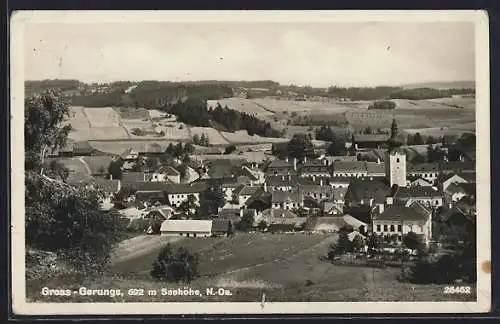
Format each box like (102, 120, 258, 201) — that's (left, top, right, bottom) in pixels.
(167, 99, 282, 138)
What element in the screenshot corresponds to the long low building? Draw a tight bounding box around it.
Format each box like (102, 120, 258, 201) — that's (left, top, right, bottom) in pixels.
(160, 219, 213, 237)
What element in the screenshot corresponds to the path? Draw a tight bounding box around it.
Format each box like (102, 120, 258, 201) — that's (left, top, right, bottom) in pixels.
(78, 157, 92, 175)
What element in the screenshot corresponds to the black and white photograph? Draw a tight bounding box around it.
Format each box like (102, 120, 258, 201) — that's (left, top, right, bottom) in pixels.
(11, 10, 490, 315)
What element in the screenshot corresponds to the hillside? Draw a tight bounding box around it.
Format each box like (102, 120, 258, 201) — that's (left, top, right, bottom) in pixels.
(401, 80, 475, 90)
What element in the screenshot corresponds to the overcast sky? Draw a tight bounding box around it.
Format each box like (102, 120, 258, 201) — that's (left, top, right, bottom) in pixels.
(24, 22, 475, 87)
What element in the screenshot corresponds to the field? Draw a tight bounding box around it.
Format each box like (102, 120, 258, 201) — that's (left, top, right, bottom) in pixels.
(89, 140, 176, 155)
(27, 233, 476, 303)
(81, 156, 115, 175)
(220, 130, 288, 145)
(190, 127, 230, 146)
(46, 157, 93, 183)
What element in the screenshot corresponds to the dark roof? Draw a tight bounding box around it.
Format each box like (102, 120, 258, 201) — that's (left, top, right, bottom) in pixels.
(265, 174, 299, 187)
(300, 184, 332, 194)
(386, 147, 406, 155)
(365, 161, 385, 175)
(457, 183, 476, 196)
(217, 208, 241, 222)
(157, 165, 180, 176)
(267, 159, 294, 169)
(122, 172, 147, 183)
(245, 191, 272, 209)
(165, 182, 208, 194)
(271, 190, 303, 204)
(393, 186, 442, 199)
(211, 219, 232, 232)
(439, 161, 475, 172)
(333, 161, 367, 173)
(438, 205, 469, 222)
(446, 183, 466, 194)
(408, 162, 440, 172)
(346, 179, 391, 204)
(374, 201, 430, 222)
(73, 141, 95, 153)
(353, 134, 390, 143)
(459, 172, 476, 183)
(134, 182, 169, 192)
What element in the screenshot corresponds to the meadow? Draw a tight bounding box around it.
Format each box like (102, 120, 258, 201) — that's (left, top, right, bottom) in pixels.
(27, 233, 476, 303)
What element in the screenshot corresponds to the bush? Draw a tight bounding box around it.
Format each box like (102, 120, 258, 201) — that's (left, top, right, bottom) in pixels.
(150, 244, 199, 283)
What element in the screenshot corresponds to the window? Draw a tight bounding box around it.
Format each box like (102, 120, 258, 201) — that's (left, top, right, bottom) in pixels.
(390, 225, 395, 232)
(396, 158, 400, 163)
(376, 224, 381, 232)
(397, 225, 402, 232)
(435, 200, 439, 205)
(383, 224, 388, 231)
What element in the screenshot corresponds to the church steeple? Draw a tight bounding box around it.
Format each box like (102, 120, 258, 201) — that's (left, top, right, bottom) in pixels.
(387, 116, 402, 151)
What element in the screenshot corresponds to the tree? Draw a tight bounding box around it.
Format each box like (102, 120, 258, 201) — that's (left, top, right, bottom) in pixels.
(108, 160, 123, 180)
(165, 143, 174, 155)
(150, 244, 199, 283)
(46, 160, 70, 183)
(403, 232, 424, 251)
(25, 90, 72, 171)
(174, 142, 184, 158)
(426, 136, 436, 145)
(286, 133, 314, 159)
(25, 91, 123, 272)
(257, 220, 268, 231)
(199, 186, 226, 218)
(236, 211, 254, 232)
(352, 235, 365, 252)
(224, 145, 236, 154)
(178, 194, 198, 218)
(413, 132, 424, 145)
(367, 233, 381, 254)
(182, 153, 191, 164)
(97, 165, 106, 175)
(112, 186, 137, 206)
(184, 142, 195, 154)
(364, 126, 373, 135)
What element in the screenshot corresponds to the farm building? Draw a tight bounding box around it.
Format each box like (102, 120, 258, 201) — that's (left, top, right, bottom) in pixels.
(261, 209, 307, 233)
(73, 141, 97, 156)
(122, 172, 149, 183)
(232, 184, 264, 207)
(165, 183, 208, 208)
(211, 219, 233, 237)
(332, 161, 368, 178)
(56, 143, 75, 157)
(299, 159, 330, 178)
(151, 166, 180, 183)
(271, 189, 304, 210)
(300, 183, 332, 202)
(352, 134, 390, 150)
(133, 182, 169, 204)
(160, 220, 213, 237)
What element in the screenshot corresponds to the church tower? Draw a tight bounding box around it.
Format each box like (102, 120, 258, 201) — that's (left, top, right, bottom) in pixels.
(385, 118, 407, 187)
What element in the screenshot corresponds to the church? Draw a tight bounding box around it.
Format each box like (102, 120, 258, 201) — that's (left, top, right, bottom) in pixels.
(344, 118, 441, 246)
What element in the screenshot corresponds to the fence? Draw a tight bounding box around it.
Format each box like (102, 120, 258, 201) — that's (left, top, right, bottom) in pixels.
(331, 253, 417, 268)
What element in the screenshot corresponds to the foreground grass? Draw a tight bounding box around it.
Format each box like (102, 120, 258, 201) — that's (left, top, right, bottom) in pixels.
(27, 233, 476, 303)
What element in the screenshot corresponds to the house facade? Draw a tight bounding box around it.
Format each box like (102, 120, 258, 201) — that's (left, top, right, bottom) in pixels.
(160, 220, 213, 237)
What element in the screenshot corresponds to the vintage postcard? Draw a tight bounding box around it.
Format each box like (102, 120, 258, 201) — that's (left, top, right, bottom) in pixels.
(11, 10, 491, 315)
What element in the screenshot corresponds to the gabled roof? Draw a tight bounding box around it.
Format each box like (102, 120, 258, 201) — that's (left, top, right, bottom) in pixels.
(457, 183, 476, 196)
(439, 161, 475, 172)
(160, 220, 213, 233)
(410, 177, 433, 186)
(439, 205, 469, 222)
(121, 172, 147, 183)
(333, 161, 367, 173)
(365, 161, 385, 175)
(134, 182, 169, 192)
(323, 202, 343, 214)
(300, 184, 332, 194)
(157, 165, 180, 176)
(346, 179, 391, 204)
(271, 190, 303, 204)
(374, 201, 430, 222)
(165, 183, 208, 194)
(446, 183, 466, 194)
(265, 174, 299, 186)
(393, 186, 442, 199)
(332, 187, 348, 201)
(267, 159, 294, 169)
(120, 148, 135, 159)
(408, 163, 440, 173)
(342, 214, 368, 228)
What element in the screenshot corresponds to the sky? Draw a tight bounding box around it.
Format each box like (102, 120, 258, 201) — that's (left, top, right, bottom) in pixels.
(24, 22, 475, 87)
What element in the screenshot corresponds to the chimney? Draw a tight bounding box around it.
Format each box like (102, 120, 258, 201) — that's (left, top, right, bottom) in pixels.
(110, 173, 113, 180)
(281, 175, 285, 180)
(324, 159, 328, 166)
(304, 156, 307, 163)
(288, 174, 291, 181)
(369, 198, 374, 206)
(293, 158, 297, 171)
(312, 175, 316, 182)
(379, 203, 384, 214)
(386, 196, 393, 205)
(448, 202, 452, 209)
(285, 157, 289, 163)
(264, 182, 267, 192)
(240, 208, 244, 217)
(250, 180, 253, 187)
(320, 179, 323, 186)
(377, 158, 381, 164)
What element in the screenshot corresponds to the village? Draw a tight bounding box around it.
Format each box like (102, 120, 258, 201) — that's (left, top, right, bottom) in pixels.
(46, 115, 476, 267)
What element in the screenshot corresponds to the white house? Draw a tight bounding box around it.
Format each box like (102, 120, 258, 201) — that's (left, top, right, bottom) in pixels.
(165, 183, 207, 208)
(160, 219, 213, 237)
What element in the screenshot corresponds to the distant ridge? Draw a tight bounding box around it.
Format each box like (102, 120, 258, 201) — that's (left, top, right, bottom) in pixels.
(401, 80, 475, 90)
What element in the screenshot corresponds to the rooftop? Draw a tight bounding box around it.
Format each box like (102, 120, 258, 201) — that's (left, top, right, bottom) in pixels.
(271, 190, 303, 204)
(346, 179, 391, 204)
(374, 201, 430, 222)
(160, 219, 213, 233)
(393, 186, 442, 199)
(332, 161, 367, 173)
(353, 134, 390, 142)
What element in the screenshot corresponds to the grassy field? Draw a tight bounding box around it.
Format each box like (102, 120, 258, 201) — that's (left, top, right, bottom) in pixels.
(27, 233, 476, 303)
(47, 157, 94, 183)
(190, 127, 230, 146)
(89, 140, 177, 155)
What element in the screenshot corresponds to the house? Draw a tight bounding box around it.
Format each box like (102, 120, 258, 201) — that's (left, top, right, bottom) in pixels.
(150, 166, 180, 183)
(332, 161, 368, 178)
(122, 172, 149, 183)
(120, 148, 139, 161)
(372, 200, 432, 245)
(444, 183, 467, 202)
(365, 161, 385, 177)
(73, 141, 96, 156)
(265, 157, 298, 176)
(244, 191, 272, 211)
(133, 182, 169, 204)
(392, 186, 443, 208)
(345, 179, 391, 207)
(332, 187, 348, 205)
(232, 184, 263, 207)
(409, 177, 433, 187)
(211, 219, 233, 237)
(438, 204, 474, 228)
(342, 214, 368, 233)
(437, 173, 470, 191)
(300, 183, 332, 201)
(264, 174, 299, 191)
(305, 216, 346, 233)
(160, 220, 213, 237)
(352, 134, 390, 150)
(261, 209, 306, 232)
(144, 206, 173, 220)
(165, 183, 208, 208)
(407, 163, 440, 183)
(271, 189, 304, 210)
(299, 159, 330, 178)
(323, 202, 343, 216)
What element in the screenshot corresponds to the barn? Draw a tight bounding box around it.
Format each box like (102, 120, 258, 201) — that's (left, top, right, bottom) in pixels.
(160, 220, 213, 238)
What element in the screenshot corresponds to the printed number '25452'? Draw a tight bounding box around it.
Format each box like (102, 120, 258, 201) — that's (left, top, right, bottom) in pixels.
(444, 286, 471, 294)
